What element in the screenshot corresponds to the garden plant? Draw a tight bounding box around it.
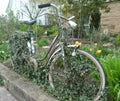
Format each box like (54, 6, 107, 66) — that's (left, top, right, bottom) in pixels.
(0, 0, 120, 101)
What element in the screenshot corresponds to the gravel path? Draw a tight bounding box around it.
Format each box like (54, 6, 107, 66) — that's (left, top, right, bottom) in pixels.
(0, 87, 18, 101)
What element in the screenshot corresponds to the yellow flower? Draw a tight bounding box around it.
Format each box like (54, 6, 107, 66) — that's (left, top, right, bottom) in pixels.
(89, 48, 93, 52)
(75, 41, 82, 46)
(94, 43, 98, 46)
(96, 50, 102, 54)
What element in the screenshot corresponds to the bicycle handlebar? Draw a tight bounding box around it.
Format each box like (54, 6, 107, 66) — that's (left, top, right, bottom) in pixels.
(38, 3, 77, 29)
(38, 3, 51, 8)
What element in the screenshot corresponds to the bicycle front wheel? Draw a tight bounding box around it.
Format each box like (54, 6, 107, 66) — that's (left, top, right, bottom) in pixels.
(49, 49, 105, 101)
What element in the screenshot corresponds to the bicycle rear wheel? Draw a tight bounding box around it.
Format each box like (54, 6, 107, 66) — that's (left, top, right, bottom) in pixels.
(49, 48, 105, 101)
(9, 32, 37, 69)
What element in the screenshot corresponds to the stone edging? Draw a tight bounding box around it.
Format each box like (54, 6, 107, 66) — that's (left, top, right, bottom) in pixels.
(0, 63, 58, 101)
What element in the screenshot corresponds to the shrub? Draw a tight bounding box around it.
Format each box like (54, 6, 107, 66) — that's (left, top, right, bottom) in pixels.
(0, 41, 10, 62)
(114, 34, 120, 46)
(20, 24, 28, 31)
(46, 26, 58, 36)
(35, 25, 45, 37)
(38, 38, 49, 47)
(0, 11, 20, 41)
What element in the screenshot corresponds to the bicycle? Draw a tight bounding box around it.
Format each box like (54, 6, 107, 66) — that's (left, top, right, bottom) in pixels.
(9, 3, 105, 101)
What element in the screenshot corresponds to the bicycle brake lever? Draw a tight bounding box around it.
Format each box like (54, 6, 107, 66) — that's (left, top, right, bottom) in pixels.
(68, 16, 75, 20)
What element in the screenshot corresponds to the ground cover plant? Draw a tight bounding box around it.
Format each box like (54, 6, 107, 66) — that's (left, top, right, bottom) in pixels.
(1, 38, 120, 101)
(0, 36, 120, 101)
(0, 76, 4, 86)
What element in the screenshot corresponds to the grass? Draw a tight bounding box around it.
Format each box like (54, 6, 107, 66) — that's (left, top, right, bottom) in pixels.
(100, 54, 120, 101)
(80, 43, 120, 101)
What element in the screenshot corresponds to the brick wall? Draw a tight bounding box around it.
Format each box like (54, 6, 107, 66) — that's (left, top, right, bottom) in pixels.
(101, 1, 120, 34)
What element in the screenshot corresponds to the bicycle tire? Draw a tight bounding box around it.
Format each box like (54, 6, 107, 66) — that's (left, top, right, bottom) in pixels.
(49, 48, 105, 101)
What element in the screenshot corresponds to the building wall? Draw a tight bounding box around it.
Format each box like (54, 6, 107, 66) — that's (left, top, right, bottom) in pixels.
(6, 0, 29, 19)
(6, 0, 47, 24)
(101, 1, 120, 34)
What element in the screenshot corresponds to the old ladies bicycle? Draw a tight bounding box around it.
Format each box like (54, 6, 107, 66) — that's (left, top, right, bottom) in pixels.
(9, 3, 105, 101)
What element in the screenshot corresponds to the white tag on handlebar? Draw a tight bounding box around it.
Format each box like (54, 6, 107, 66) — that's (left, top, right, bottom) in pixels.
(68, 21, 77, 29)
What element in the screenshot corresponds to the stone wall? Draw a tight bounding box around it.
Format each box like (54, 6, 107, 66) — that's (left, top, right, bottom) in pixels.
(101, 1, 120, 34)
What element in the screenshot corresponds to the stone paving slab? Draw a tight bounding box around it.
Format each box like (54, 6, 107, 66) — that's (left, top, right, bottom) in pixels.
(0, 87, 17, 101)
(0, 63, 58, 101)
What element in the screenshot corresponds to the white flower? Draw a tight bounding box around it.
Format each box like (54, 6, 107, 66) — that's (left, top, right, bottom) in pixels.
(0, 51, 5, 54)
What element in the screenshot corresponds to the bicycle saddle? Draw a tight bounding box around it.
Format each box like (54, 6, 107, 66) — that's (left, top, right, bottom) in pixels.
(20, 20, 36, 25)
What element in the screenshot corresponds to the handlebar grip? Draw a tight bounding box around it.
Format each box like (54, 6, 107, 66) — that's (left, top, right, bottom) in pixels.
(38, 3, 51, 8)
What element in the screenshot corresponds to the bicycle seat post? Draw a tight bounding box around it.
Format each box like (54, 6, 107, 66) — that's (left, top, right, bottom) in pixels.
(28, 23, 34, 33)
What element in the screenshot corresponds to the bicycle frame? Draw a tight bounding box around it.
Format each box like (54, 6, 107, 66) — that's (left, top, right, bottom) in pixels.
(37, 3, 77, 67)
